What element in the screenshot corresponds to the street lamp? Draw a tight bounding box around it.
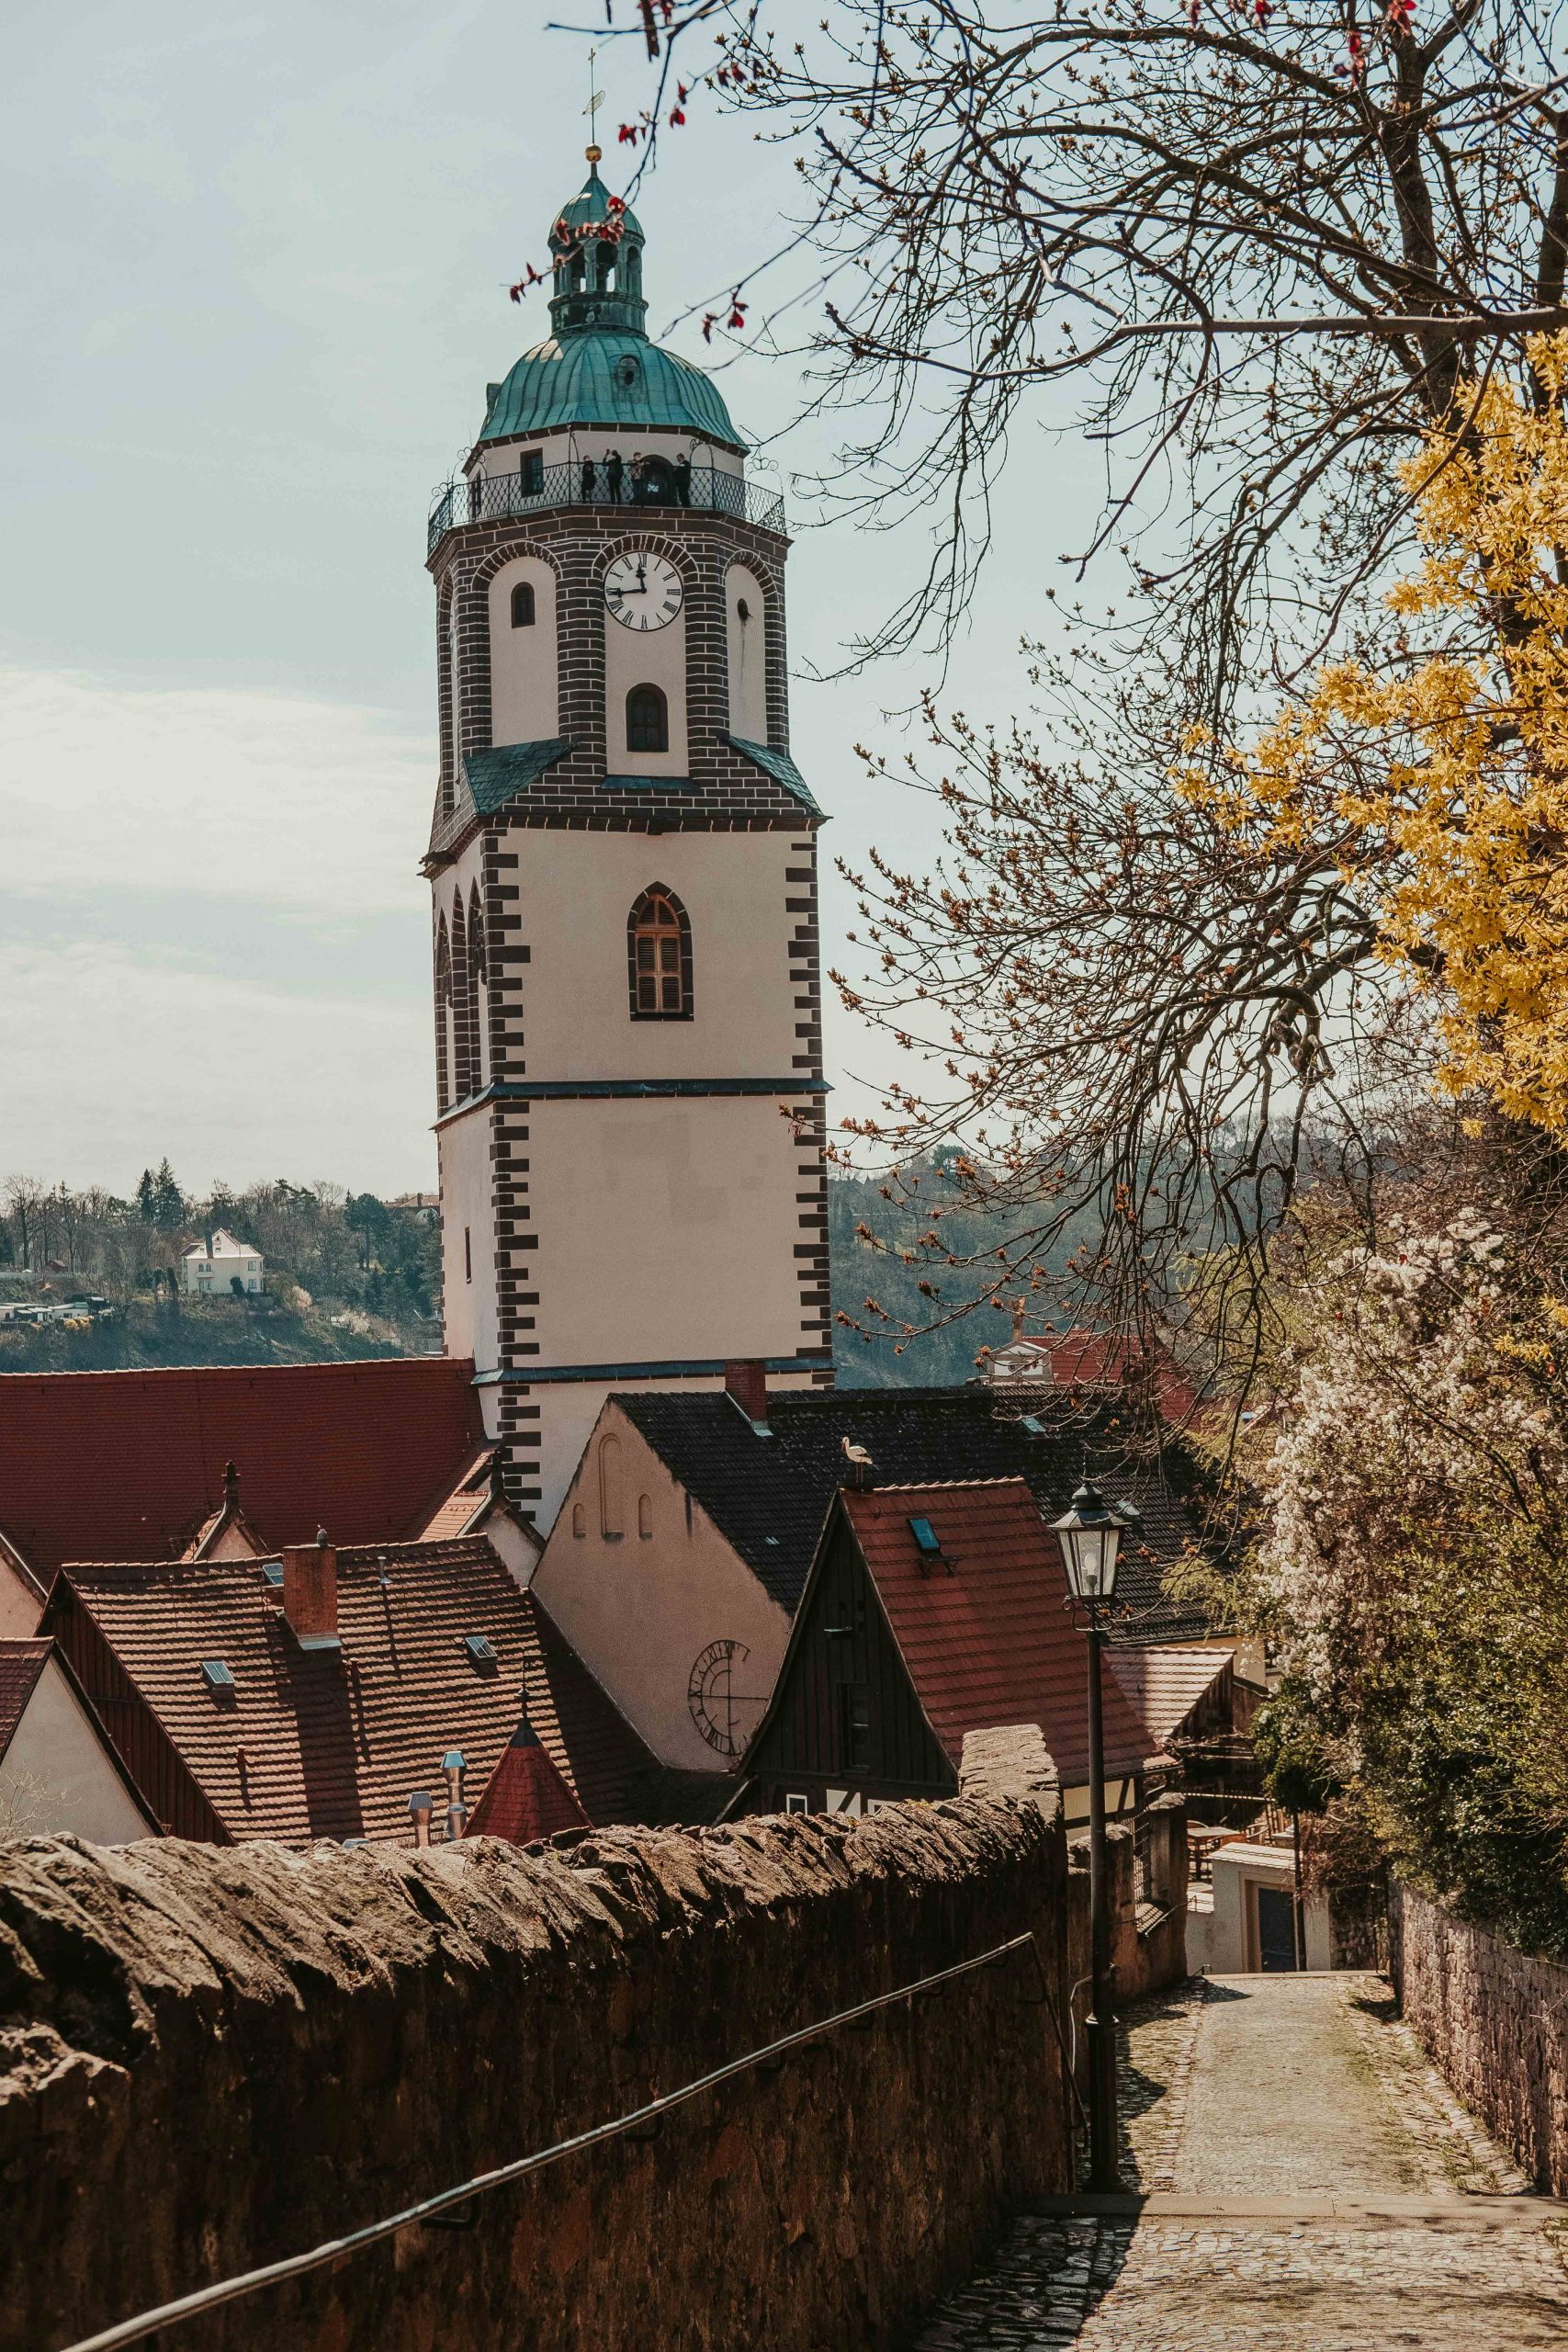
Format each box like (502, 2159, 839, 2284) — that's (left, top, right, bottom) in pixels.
(1051, 1479, 1138, 2192)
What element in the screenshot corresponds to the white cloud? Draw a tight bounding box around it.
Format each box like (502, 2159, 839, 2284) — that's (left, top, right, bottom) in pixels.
(0, 936, 434, 1194)
(0, 668, 432, 916)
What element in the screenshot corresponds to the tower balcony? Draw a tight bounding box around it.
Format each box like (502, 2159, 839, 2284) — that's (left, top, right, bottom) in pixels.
(427, 462, 786, 558)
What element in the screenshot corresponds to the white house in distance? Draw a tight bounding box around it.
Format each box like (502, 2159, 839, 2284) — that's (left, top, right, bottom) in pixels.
(181, 1229, 264, 1297)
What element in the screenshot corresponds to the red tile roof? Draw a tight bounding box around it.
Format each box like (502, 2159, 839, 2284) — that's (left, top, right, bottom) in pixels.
(45, 1534, 649, 1847)
(840, 1480, 1157, 1784)
(466, 1714, 589, 1844)
(0, 1358, 484, 1577)
(0, 1639, 51, 1760)
(994, 1329, 1199, 1423)
(1110, 1645, 1234, 1747)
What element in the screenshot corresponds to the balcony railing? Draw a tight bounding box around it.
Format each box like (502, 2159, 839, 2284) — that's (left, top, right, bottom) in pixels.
(427, 461, 785, 555)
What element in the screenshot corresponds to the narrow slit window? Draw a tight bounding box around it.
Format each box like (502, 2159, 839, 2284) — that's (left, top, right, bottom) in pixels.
(511, 580, 536, 628)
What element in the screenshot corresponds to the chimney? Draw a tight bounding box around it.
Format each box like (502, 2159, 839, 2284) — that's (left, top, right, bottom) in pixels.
(725, 1360, 768, 1423)
(408, 1790, 434, 1848)
(221, 1459, 241, 1512)
(281, 1531, 339, 1651)
(442, 1747, 468, 1842)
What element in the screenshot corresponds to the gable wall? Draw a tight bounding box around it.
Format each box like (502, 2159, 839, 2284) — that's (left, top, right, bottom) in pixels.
(742, 1514, 953, 1810)
(532, 1400, 791, 1771)
(2, 1657, 155, 1843)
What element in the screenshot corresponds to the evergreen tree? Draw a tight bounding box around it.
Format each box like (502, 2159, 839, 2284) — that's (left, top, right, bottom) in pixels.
(152, 1159, 184, 1234)
(135, 1169, 156, 1225)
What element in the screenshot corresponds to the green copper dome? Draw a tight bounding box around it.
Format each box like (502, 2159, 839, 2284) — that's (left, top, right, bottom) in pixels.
(478, 160, 744, 453)
(480, 331, 743, 450)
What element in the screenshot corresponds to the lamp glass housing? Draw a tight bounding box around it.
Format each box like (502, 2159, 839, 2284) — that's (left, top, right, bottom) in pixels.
(1052, 1483, 1125, 1603)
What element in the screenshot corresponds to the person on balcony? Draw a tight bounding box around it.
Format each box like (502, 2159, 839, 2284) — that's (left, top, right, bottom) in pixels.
(581, 455, 596, 502)
(629, 451, 648, 500)
(673, 451, 692, 507)
(605, 448, 625, 503)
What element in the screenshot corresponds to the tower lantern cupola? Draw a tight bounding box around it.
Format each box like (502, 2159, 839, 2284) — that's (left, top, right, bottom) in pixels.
(548, 150, 647, 340)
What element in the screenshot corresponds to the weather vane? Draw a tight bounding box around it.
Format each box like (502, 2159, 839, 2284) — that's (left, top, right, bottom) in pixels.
(585, 44, 604, 161)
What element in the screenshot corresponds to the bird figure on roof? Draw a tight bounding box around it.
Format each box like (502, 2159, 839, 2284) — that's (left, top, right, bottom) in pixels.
(841, 1439, 875, 1488)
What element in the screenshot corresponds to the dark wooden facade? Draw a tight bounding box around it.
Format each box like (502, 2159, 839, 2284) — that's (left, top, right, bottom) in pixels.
(739, 1509, 954, 1815)
(40, 1581, 228, 1842)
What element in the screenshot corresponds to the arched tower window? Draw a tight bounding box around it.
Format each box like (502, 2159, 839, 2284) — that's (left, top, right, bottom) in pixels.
(627, 886, 693, 1021)
(510, 580, 536, 628)
(626, 683, 669, 754)
(451, 890, 475, 1102)
(433, 916, 453, 1116)
(468, 883, 488, 1091)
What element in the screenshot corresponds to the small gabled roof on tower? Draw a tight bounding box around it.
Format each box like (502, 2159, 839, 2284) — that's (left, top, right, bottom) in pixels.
(465, 1709, 589, 1845)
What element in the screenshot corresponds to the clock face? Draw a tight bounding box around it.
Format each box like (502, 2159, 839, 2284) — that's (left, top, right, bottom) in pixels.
(687, 1638, 766, 1758)
(604, 551, 684, 631)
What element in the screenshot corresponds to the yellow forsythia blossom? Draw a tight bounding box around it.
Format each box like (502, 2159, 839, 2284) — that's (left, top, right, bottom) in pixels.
(1188, 333, 1568, 1136)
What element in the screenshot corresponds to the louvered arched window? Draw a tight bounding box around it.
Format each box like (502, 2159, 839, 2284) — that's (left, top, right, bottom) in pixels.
(627, 887, 692, 1021)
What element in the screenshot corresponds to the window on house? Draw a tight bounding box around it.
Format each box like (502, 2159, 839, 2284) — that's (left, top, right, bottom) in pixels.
(464, 1227, 472, 1283)
(518, 450, 544, 494)
(637, 1493, 653, 1539)
(627, 888, 691, 1019)
(784, 1792, 809, 1814)
(511, 580, 536, 628)
(626, 683, 669, 753)
(839, 1684, 873, 1770)
(598, 1434, 623, 1538)
(571, 1501, 586, 1539)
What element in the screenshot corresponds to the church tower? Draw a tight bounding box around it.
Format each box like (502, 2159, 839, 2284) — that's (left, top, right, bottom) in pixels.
(424, 153, 831, 1529)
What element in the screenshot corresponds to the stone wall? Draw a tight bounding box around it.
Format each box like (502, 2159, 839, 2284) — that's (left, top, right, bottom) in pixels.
(1, 1782, 1076, 2352)
(1390, 1883, 1568, 2194)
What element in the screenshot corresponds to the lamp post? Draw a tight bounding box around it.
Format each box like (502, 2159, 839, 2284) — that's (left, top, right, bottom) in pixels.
(1051, 1479, 1135, 2193)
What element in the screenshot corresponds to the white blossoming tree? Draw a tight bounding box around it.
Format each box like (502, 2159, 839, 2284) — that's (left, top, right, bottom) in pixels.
(1251, 1209, 1568, 1955)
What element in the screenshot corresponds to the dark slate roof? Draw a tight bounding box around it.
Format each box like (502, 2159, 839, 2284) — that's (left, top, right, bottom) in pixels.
(613, 1384, 1223, 1645)
(462, 740, 577, 817)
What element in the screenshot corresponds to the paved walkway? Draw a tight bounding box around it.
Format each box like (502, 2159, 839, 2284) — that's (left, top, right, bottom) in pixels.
(912, 1974, 1568, 2349)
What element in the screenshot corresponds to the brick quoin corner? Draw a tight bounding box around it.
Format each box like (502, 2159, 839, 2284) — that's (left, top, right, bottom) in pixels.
(0, 1728, 1190, 2352)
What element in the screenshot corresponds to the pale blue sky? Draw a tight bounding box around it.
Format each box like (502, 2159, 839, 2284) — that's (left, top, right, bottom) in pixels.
(2, 1, 1097, 1193)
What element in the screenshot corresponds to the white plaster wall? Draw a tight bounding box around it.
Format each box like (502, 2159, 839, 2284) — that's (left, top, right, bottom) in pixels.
(604, 584, 688, 774)
(436, 1105, 495, 1366)
(726, 563, 768, 741)
(533, 1404, 793, 1769)
(3, 1658, 153, 1843)
(513, 829, 806, 1079)
(488, 555, 559, 746)
(525, 1095, 808, 1371)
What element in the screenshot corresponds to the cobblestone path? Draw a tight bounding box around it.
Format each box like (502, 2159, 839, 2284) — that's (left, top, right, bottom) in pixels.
(912, 1974, 1568, 2349)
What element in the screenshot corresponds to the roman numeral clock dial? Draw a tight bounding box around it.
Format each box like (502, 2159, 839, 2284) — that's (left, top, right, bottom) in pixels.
(604, 550, 683, 630)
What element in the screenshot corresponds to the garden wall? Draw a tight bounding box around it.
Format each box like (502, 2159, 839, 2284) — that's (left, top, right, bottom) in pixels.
(2, 1756, 1076, 2352)
(1390, 1883, 1568, 2194)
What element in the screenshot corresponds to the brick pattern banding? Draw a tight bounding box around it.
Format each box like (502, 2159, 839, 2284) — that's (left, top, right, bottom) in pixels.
(426, 492, 831, 1501)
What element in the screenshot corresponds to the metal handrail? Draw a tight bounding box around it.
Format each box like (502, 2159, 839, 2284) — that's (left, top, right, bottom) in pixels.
(427, 460, 785, 554)
(55, 1930, 1055, 2352)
